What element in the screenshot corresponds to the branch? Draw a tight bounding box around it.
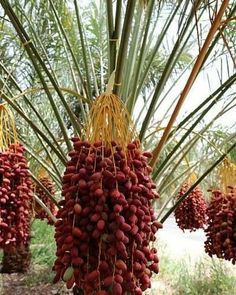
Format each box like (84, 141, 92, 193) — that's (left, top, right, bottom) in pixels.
(33, 194, 57, 224)
(113, 0, 136, 95)
(150, 0, 229, 167)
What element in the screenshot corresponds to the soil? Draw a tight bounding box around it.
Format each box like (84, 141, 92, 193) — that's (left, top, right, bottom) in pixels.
(0, 270, 73, 295)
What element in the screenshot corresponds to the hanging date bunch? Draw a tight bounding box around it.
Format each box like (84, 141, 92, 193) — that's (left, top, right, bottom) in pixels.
(174, 176, 207, 232)
(0, 150, 12, 247)
(53, 93, 161, 294)
(33, 176, 57, 225)
(204, 159, 236, 264)
(0, 105, 33, 251)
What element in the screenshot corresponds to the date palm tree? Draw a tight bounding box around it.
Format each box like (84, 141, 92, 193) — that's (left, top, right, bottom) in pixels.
(0, 0, 235, 277)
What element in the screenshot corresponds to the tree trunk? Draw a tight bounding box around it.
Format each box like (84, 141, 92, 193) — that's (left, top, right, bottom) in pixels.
(1, 243, 31, 273)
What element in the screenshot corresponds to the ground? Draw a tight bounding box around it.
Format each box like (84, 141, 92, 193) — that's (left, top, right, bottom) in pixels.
(0, 270, 72, 295)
